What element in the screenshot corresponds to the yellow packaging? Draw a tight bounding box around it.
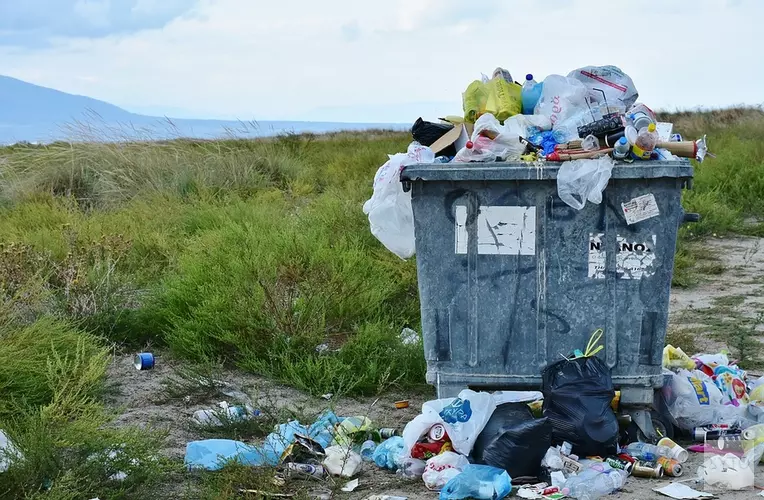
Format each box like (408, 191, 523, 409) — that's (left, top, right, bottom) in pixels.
(462, 78, 522, 123)
(611, 391, 621, 411)
(662, 345, 696, 371)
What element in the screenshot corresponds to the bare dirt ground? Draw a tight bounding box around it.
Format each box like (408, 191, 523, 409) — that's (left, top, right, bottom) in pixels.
(104, 237, 764, 499)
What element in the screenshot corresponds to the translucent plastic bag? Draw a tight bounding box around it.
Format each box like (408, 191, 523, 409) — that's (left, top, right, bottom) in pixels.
(534, 75, 588, 140)
(453, 113, 528, 163)
(362, 143, 434, 259)
(439, 464, 512, 500)
(422, 452, 470, 491)
(463, 78, 521, 123)
(556, 157, 615, 210)
(373, 436, 405, 470)
(403, 390, 496, 457)
(568, 65, 639, 108)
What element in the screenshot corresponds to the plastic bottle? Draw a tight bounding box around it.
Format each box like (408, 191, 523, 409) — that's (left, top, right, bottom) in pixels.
(613, 136, 631, 160)
(625, 442, 673, 462)
(631, 123, 658, 160)
(360, 440, 377, 462)
(565, 468, 627, 500)
(521, 74, 543, 115)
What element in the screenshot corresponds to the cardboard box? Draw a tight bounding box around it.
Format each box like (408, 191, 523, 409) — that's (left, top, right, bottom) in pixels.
(428, 122, 473, 156)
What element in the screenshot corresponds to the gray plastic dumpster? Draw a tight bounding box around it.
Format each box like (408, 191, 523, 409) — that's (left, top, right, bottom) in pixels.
(400, 160, 695, 426)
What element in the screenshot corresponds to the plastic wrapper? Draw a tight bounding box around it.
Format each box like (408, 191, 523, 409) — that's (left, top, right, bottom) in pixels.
(324, 446, 362, 478)
(422, 452, 470, 491)
(402, 390, 496, 457)
(714, 365, 749, 404)
(541, 355, 619, 457)
(567, 65, 639, 108)
(534, 75, 589, 142)
(556, 157, 615, 210)
(663, 345, 696, 371)
(471, 402, 552, 479)
(332, 416, 372, 447)
(439, 464, 512, 500)
(452, 113, 532, 163)
(362, 142, 434, 259)
(462, 78, 521, 123)
(0, 430, 21, 473)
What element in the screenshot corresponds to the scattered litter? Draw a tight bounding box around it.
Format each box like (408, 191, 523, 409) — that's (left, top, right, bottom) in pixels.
(323, 446, 362, 478)
(133, 352, 154, 370)
(239, 491, 294, 498)
(321, 393, 333, 400)
(400, 328, 420, 345)
(373, 436, 405, 470)
(653, 483, 713, 499)
(315, 344, 329, 354)
(364, 496, 407, 500)
(192, 401, 259, 427)
(422, 452, 470, 491)
(341, 478, 360, 492)
(0, 430, 21, 472)
(308, 488, 333, 500)
(394, 400, 409, 409)
(439, 464, 512, 500)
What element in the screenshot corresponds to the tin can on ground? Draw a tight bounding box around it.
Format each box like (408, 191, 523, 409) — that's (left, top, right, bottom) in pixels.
(428, 424, 447, 442)
(394, 400, 409, 409)
(656, 456, 683, 477)
(285, 463, 325, 479)
(657, 437, 689, 463)
(692, 426, 741, 441)
(379, 428, 401, 439)
(632, 461, 664, 479)
(134, 352, 154, 370)
(605, 457, 634, 475)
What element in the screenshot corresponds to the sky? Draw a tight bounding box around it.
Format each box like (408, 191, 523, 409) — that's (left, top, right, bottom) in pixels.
(1, 0, 762, 123)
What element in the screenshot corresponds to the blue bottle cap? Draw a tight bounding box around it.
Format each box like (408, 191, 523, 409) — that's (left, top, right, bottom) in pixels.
(618, 137, 628, 145)
(526, 74, 533, 81)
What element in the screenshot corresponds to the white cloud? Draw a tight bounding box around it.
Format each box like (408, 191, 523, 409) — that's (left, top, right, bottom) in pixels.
(1, 0, 762, 122)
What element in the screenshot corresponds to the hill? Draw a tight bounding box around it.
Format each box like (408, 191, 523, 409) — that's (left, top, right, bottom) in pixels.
(0, 75, 406, 144)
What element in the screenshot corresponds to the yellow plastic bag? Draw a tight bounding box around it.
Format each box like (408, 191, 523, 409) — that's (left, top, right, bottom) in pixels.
(462, 78, 522, 123)
(662, 345, 696, 371)
(332, 416, 372, 447)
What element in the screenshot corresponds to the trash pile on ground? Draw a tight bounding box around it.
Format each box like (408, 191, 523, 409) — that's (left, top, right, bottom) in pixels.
(363, 64, 711, 259)
(181, 336, 764, 499)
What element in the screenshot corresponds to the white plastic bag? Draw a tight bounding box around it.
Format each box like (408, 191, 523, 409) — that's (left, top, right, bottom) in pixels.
(534, 75, 589, 141)
(323, 446, 362, 478)
(664, 369, 751, 430)
(567, 65, 639, 108)
(402, 389, 496, 456)
(362, 142, 434, 259)
(556, 157, 615, 210)
(454, 113, 531, 163)
(422, 451, 470, 491)
(0, 430, 21, 473)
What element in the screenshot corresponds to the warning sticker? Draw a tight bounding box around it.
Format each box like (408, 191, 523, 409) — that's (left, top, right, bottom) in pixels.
(455, 206, 536, 255)
(622, 193, 660, 225)
(588, 234, 658, 280)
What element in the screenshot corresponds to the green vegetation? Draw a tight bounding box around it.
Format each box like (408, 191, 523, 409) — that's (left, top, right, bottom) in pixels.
(1, 108, 764, 497)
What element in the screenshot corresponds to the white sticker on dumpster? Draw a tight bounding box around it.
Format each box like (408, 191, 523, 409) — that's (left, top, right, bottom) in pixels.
(588, 234, 657, 279)
(622, 193, 660, 225)
(617, 235, 657, 279)
(588, 233, 606, 279)
(455, 206, 536, 255)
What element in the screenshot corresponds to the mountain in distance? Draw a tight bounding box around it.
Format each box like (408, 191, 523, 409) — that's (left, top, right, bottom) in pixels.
(0, 75, 407, 145)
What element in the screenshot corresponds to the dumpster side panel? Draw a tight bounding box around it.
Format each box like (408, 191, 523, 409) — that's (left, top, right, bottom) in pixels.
(410, 172, 687, 400)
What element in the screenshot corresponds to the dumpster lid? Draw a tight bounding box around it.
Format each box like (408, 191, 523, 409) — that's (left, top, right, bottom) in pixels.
(401, 160, 693, 182)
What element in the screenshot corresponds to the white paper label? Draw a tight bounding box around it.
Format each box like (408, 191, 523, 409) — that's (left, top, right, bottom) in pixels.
(588, 234, 657, 280)
(622, 193, 660, 225)
(588, 233, 606, 279)
(455, 206, 536, 255)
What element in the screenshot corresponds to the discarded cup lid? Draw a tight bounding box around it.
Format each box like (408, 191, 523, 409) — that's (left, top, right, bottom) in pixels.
(134, 352, 155, 370)
(394, 400, 409, 409)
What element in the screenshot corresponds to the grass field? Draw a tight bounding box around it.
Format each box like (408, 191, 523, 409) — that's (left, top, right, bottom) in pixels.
(0, 107, 763, 498)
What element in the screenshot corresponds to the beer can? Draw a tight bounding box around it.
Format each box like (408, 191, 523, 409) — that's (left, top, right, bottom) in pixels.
(657, 437, 689, 463)
(656, 457, 683, 477)
(285, 463, 325, 479)
(632, 461, 664, 479)
(427, 424, 447, 442)
(692, 426, 741, 441)
(379, 428, 401, 439)
(605, 457, 634, 475)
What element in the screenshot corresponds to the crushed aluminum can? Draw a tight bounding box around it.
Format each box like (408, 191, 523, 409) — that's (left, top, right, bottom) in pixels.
(632, 461, 664, 479)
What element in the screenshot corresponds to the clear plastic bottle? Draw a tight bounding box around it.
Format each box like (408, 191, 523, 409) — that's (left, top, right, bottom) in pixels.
(631, 123, 658, 160)
(565, 468, 627, 500)
(625, 442, 672, 462)
(522, 74, 543, 115)
(613, 136, 631, 160)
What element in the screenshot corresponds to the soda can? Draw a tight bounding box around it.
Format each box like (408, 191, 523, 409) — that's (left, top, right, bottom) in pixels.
(632, 461, 664, 479)
(428, 424, 447, 442)
(605, 457, 634, 475)
(379, 428, 401, 439)
(656, 456, 683, 477)
(134, 352, 155, 370)
(657, 437, 689, 463)
(285, 463, 325, 479)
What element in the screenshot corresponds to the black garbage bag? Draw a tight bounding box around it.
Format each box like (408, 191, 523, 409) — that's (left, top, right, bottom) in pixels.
(411, 118, 455, 156)
(542, 355, 619, 457)
(471, 402, 552, 479)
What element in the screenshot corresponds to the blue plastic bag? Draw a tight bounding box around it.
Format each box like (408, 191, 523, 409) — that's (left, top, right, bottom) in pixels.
(373, 436, 405, 470)
(439, 464, 512, 500)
